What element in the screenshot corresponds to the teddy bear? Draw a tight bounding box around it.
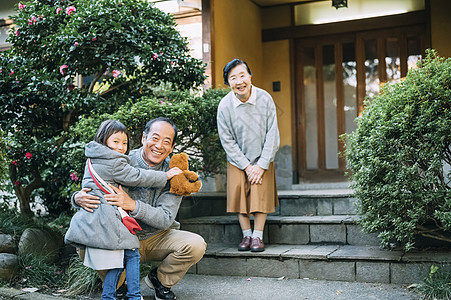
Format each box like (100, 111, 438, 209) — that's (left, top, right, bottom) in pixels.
(169, 152, 202, 196)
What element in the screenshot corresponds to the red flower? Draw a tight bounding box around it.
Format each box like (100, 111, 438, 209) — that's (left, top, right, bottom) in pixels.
(66, 6, 76, 15)
(70, 172, 79, 181)
(15, 181, 20, 186)
(12, 160, 17, 166)
(25, 152, 32, 159)
(28, 16, 37, 25)
(60, 64, 68, 75)
(112, 70, 121, 78)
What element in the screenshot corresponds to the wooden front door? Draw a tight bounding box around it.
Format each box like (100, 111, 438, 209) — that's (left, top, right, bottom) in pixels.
(294, 25, 428, 183)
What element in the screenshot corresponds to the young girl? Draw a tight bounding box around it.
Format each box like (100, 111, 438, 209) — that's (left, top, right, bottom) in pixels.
(65, 120, 181, 300)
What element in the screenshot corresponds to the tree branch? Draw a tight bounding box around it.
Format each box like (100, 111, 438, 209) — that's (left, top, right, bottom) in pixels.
(88, 71, 105, 94)
(99, 81, 129, 96)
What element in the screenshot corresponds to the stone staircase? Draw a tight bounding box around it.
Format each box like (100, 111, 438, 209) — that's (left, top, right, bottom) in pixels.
(179, 183, 451, 285)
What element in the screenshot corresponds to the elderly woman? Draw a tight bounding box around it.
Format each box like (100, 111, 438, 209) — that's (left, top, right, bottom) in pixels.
(217, 59, 280, 252)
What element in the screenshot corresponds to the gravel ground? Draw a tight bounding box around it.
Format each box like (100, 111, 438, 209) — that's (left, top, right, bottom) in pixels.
(73, 273, 417, 300)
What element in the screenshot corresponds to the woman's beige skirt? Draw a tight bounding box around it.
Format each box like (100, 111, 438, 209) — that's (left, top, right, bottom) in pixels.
(226, 162, 279, 214)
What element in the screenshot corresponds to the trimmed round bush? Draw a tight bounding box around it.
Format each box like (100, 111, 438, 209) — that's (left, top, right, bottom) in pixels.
(345, 50, 451, 251)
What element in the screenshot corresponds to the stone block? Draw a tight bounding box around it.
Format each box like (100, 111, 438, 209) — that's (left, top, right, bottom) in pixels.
(223, 224, 243, 244)
(197, 257, 246, 276)
(0, 287, 23, 298)
(0, 234, 16, 254)
(328, 245, 403, 261)
(299, 260, 355, 281)
(317, 199, 333, 215)
(333, 197, 357, 215)
(346, 225, 380, 246)
(178, 193, 227, 219)
(356, 262, 390, 283)
(310, 224, 346, 244)
(18, 228, 63, 263)
(267, 224, 309, 244)
(181, 224, 223, 244)
(280, 198, 317, 216)
(283, 245, 339, 260)
(274, 145, 293, 190)
(247, 257, 299, 278)
(402, 251, 451, 263)
(391, 263, 432, 284)
(0, 253, 18, 280)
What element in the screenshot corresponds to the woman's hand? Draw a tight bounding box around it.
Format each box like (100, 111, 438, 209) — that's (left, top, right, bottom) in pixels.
(104, 185, 136, 211)
(245, 165, 264, 185)
(75, 188, 100, 213)
(166, 167, 183, 180)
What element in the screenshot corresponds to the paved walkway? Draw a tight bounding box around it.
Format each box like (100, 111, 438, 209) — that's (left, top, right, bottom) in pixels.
(0, 273, 416, 299)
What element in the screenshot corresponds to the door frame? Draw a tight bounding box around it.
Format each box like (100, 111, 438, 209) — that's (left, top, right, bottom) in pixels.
(289, 14, 430, 183)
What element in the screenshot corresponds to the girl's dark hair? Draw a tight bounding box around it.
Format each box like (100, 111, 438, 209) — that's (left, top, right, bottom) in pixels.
(223, 59, 252, 86)
(143, 117, 177, 146)
(95, 120, 131, 155)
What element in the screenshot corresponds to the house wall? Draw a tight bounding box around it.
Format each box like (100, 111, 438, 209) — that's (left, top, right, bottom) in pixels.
(261, 5, 292, 148)
(212, 0, 263, 89)
(430, 0, 451, 57)
(262, 40, 292, 147)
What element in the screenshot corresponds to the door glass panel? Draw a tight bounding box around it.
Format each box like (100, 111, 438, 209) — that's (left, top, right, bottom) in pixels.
(386, 37, 401, 82)
(304, 47, 318, 170)
(407, 36, 422, 70)
(342, 42, 358, 134)
(323, 45, 338, 169)
(365, 39, 379, 99)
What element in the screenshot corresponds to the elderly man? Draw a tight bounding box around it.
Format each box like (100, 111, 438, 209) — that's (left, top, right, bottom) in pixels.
(74, 117, 206, 300)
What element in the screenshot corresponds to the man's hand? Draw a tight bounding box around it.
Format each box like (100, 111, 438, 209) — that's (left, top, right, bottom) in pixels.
(166, 167, 183, 180)
(75, 188, 100, 213)
(104, 185, 136, 211)
(244, 165, 264, 185)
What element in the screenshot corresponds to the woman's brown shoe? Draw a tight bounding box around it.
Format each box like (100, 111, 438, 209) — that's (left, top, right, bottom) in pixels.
(238, 236, 252, 251)
(250, 237, 265, 252)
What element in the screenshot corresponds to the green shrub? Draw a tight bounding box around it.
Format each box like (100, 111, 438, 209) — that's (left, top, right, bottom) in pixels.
(65, 256, 101, 296)
(0, 0, 205, 216)
(345, 50, 451, 251)
(0, 207, 35, 236)
(17, 253, 66, 289)
(415, 265, 451, 300)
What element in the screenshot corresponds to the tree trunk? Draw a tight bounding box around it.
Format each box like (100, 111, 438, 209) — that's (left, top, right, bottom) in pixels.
(9, 164, 43, 217)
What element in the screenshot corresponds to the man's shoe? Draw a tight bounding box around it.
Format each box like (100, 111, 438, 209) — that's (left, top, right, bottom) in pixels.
(250, 237, 265, 252)
(144, 268, 177, 300)
(116, 283, 127, 299)
(238, 236, 252, 251)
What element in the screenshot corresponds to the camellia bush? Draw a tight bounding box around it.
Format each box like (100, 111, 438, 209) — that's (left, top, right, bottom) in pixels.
(345, 50, 450, 251)
(0, 0, 205, 216)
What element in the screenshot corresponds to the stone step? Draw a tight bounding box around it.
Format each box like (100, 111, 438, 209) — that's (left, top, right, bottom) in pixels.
(189, 244, 451, 285)
(179, 189, 357, 219)
(180, 215, 380, 246)
(292, 181, 352, 190)
(277, 189, 356, 216)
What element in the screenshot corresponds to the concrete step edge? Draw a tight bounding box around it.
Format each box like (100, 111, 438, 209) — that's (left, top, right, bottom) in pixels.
(189, 189, 355, 199)
(203, 244, 451, 263)
(180, 215, 360, 225)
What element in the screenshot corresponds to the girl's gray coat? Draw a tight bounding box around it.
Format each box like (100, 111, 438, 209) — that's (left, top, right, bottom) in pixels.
(64, 141, 167, 250)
